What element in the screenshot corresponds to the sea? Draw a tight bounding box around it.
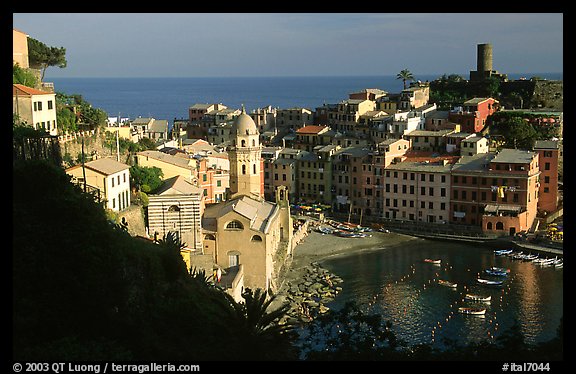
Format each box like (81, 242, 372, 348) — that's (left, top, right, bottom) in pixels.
(320, 237, 563, 351)
(49, 73, 563, 129)
(49, 74, 563, 350)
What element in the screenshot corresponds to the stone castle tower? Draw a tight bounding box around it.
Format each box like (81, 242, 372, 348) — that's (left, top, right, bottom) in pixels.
(228, 106, 264, 198)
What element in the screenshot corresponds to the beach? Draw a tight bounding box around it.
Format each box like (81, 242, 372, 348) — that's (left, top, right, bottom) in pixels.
(272, 228, 419, 315)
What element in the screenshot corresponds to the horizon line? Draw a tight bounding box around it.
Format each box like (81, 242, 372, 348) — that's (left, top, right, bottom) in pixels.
(46, 72, 563, 80)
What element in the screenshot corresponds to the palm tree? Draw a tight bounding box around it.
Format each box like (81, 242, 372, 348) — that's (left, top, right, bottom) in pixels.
(219, 288, 296, 359)
(397, 69, 415, 89)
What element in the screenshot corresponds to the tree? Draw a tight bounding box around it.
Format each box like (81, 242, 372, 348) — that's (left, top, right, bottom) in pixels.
(491, 116, 537, 150)
(396, 69, 415, 89)
(13, 63, 38, 87)
(129, 165, 163, 193)
(219, 288, 297, 360)
(28, 37, 67, 81)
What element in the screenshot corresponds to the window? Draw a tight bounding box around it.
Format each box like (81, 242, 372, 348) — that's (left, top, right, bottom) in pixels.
(228, 252, 240, 267)
(441, 188, 446, 197)
(253, 164, 257, 175)
(167, 205, 180, 212)
(37, 101, 43, 111)
(251, 235, 263, 242)
(48, 100, 53, 110)
(242, 165, 246, 175)
(226, 221, 244, 230)
(111, 177, 115, 187)
(545, 162, 550, 171)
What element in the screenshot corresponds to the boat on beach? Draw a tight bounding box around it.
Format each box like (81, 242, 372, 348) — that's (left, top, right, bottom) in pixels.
(465, 294, 491, 302)
(424, 258, 441, 264)
(458, 307, 486, 315)
(438, 279, 457, 288)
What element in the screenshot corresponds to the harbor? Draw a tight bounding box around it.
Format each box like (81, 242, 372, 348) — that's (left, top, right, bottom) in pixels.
(278, 219, 563, 350)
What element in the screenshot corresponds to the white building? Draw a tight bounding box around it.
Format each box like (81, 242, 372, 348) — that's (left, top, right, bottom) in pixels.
(66, 157, 131, 212)
(13, 84, 58, 136)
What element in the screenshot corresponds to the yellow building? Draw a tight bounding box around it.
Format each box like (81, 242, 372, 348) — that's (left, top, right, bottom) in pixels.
(200, 111, 292, 293)
(66, 157, 131, 212)
(13, 28, 29, 69)
(135, 150, 198, 185)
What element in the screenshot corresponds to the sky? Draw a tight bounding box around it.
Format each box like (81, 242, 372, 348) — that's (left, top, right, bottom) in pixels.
(13, 13, 563, 79)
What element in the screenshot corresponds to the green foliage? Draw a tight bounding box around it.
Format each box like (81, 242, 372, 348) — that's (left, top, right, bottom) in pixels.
(13, 159, 296, 361)
(13, 63, 38, 87)
(491, 110, 562, 146)
(57, 106, 78, 133)
(28, 36, 67, 80)
(130, 165, 163, 193)
(218, 288, 297, 360)
(56, 91, 108, 129)
(299, 301, 402, 360)
(397, 68, 414, 89)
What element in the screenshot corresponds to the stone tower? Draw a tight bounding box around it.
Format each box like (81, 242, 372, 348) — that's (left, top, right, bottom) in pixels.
(470, 43, 507, 82)
(228, 106, 263, 198)
(477, 43, 493, 73)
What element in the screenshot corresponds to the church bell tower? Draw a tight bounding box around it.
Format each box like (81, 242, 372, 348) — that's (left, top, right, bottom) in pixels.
(228, 105, 263, 198)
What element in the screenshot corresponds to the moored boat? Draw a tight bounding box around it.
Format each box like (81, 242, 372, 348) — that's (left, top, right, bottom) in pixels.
(484, 269, 509, 277)
(458, 307, 486, 315)
(494, 249, 513, 256)
(490, 266, 510, 273)
(424, 258, 441, 264)
(477, 278, 503, 286)
(465, 294, 491, 302)
(438, 279, 457, 288)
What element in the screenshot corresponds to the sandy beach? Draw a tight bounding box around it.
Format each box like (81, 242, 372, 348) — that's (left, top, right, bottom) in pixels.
(286, 229, 419, 280)
(272, 229, 419, 312)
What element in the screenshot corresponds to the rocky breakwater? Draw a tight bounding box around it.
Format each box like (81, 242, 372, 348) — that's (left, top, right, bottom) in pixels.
(283, 261, 343, 324)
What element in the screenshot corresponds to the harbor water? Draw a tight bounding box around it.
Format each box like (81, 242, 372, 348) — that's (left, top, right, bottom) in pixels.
(320, 237, 563, 349)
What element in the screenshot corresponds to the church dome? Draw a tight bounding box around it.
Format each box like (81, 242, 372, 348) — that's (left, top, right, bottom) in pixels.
(232, 106, 258, 136)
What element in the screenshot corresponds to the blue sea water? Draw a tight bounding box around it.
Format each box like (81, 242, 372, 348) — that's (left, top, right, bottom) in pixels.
(49, 73, 562, 127)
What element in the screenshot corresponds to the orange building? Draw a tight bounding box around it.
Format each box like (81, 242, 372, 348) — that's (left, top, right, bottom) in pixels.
(450, 149, 539, 235)
(533, 140, 560, 213)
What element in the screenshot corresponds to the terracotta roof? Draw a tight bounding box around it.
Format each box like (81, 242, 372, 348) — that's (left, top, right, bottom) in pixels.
(66, 157, 130, 176)
(13, 84, 53, 97)
(296, 125, 329, 134)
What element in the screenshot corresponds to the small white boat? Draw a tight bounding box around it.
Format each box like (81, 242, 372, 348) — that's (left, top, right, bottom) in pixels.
(438, 279, 457, 288)
(477, 278, 503, 286)
(533, 258, 555, 265)
(424, 258, 442, 264)
(465, 294, 492, 302)
(458, 307, 486, 315)
(554, 259, 563, 268)
(489, 267, 510, 273)
(494, 249, 513, 256)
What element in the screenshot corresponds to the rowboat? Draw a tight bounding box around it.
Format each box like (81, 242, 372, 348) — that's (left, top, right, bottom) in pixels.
(316, 226, 334, 235)
(554, 259, 563, 268)
(533, 257, 555, 265)
(489, 267, 510, 273)
(458, 307, 486, 315)
(424, 259, 441, 264)
(477, 278, 503, 286)
(494, 249, 513, 256)
(465, 294, 491, 302)
(522, 254, 539, 261)
(438, 279, 457, 288)
(484, 269, 509, 277)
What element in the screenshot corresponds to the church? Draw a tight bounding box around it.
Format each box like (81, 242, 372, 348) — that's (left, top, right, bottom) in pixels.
(201, 107, 293, 294)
